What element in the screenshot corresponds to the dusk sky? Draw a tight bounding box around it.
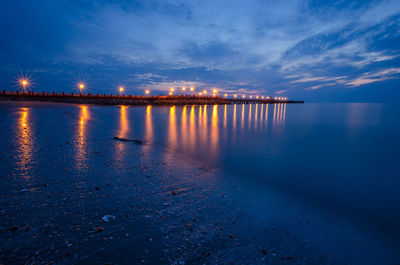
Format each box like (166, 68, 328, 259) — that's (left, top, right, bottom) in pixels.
(1, 0, 399, 102)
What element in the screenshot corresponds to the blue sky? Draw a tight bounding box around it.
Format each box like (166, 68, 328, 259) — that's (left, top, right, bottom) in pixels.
(0, 0, 399, 102)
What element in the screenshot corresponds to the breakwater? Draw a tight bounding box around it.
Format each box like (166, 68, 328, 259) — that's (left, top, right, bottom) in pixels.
(0, 90, 304, 105)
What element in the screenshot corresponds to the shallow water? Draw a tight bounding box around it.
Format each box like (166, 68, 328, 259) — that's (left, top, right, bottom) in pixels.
(0, 101, 399, 264)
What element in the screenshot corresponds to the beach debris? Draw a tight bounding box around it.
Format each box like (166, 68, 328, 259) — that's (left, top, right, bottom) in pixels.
(102, 215, 116, 222)
(171, 190, 178, 196)
(260, 249, 268, 255)
(20, 188, 29, 192)
(10, 225, 19, 232)
(96, 226, 104, 232)
(185, 223, 193, 232)
(95, 187, 100, 191)
(112, 137, 143, 145)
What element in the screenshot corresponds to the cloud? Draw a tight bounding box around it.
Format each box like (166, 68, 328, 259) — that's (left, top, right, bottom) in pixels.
(346, 68, 400, 86)
(1, 0, 400, 100)
(275, 89, 288, 95)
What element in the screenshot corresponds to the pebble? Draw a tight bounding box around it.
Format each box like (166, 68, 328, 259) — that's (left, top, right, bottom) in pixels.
(102, 215, 116, 222)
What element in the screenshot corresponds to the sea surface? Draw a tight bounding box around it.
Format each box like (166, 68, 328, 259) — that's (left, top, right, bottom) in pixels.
(0, 101, 399, 264)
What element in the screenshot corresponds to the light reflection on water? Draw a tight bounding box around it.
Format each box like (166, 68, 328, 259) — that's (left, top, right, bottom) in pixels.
(75, 105, 89, 170)
(15, 108, 33, 177)
(7, 102, 400, 240)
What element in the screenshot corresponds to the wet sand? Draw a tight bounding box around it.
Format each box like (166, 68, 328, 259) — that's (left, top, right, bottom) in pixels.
(1, 137, 327, 264)
(1, 102, 399, 264)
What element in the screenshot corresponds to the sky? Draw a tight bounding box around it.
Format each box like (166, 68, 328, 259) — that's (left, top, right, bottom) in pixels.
(0, 0, 399, 102)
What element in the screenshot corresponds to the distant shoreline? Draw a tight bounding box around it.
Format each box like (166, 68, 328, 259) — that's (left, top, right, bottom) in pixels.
(0, 91, 304, 106)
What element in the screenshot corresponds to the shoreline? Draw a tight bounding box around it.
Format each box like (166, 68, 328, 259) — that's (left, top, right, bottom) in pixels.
(1, 101, 398, 265)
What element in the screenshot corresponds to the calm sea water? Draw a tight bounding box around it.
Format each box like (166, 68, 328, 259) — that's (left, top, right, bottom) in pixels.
(1, 101, 399, 263)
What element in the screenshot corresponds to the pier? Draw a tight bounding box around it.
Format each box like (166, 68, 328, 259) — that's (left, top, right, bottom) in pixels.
(0, 90, 304, 105)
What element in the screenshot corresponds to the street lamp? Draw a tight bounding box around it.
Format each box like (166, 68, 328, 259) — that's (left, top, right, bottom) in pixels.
(145, 90, 150, 96)
(78, 83, 85, 94)
(119, 86, 124, 95)
(20, 80, 28, 92)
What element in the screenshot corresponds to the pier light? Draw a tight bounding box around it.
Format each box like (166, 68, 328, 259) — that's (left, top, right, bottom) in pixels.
(190, 86, 195, 91)
(261, 96, 264, 99)
(242, 95, 245, 98)
(16, 74, 32, 92)
(199, 92, 202, 96)
(256, 96, 259, 99)
(182, 86, 186, 91)
(285, 97, 287, 100)
(213, 89, 218, 94)
(266, 96, 269, 99)
(119, 86, 124, 95)
(169, 91, 173, 95)
(250, 95, 253, 99)
(78, 83, 85, 93)
(145, 90, 150, 95)
(203, 90, 207, 94)
(234, 94, 237, 98)
(224, 94, 227, 97)
(20, 79, 29, 92)
(170, 87, 174, 92)
(274, 97, 277, 100)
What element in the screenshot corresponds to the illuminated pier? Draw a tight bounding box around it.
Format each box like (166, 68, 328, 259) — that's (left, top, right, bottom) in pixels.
(0, 90, 304, 105)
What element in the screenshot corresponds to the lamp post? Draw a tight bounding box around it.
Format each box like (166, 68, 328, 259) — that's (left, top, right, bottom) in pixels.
(119, 86, 124, 95)
(78, 83, 85, 94)
(20, 80, 28, 92)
